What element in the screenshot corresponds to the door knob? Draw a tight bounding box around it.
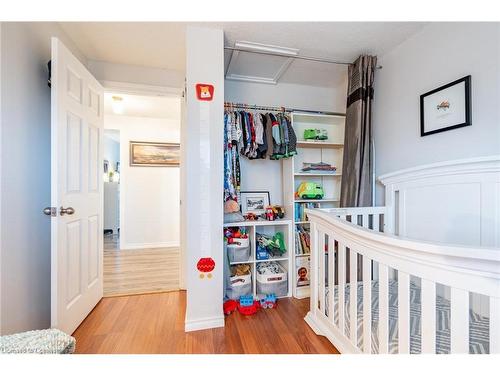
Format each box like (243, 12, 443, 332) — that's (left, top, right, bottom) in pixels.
(60, 206, 75, 216)
(43, 207, 56, 216)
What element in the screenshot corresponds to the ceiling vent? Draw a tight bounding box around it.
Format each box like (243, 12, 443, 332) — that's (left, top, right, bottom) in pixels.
(225, 41, 299, 85)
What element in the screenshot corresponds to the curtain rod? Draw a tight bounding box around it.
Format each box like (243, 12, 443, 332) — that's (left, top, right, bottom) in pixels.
(224, 46, 383, 69)
(224, 102, 345, 117)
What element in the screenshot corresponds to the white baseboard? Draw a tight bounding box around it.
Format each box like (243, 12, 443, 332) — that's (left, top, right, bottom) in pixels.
(120, 241, 180, 250)
(184, 315, 225, 332)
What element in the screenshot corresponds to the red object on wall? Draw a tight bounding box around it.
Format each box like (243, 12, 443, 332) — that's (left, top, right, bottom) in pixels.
(195, 84, 214, 101)
(197, 257, 215, 273)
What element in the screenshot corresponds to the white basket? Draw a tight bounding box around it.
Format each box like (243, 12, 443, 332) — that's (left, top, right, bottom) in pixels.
(227, 273, 252, 300)
(227, 238, 251, 263)
(256, 263, 288, 296)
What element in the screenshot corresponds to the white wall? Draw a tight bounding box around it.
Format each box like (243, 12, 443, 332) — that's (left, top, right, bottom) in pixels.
(0, 22, 86, 335)
(105, 113, 180, 250)
(374, 22, 500, 204)
(225, 77, 348, 206)
(184, 26, 224, 332)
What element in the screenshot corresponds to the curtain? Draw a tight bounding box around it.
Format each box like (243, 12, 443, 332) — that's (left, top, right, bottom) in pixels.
(340, 55, 377, 207)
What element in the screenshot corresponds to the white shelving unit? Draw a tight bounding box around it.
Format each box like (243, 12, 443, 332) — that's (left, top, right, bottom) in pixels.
(223, 219, 293, 299)
(283, 112, 345, 299)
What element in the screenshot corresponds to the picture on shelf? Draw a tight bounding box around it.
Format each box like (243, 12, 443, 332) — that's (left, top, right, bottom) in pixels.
(240, 191, 270, 215)
(295, 256, 310, 287)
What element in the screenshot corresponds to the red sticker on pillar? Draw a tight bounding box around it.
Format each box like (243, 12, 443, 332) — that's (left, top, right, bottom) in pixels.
(196, 84, 214, 101)
(197, 257, 215, 279)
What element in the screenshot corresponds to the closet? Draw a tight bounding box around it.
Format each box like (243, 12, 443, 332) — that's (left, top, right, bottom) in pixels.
(222, 43, 348, 305)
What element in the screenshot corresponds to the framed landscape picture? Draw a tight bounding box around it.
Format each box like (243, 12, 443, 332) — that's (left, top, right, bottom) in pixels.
(420, 75, 471, 136)
(129, 141, 180, 167)
(240, 191, 270, 215)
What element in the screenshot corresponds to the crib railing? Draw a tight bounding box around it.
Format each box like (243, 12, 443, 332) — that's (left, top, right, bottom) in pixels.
(304, 207, 500, 354)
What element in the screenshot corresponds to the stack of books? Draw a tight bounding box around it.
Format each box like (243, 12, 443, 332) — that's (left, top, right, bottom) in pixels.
(294, 202, 321, 221)
(295, 225, 310, 255)
(301, 162, 337, 173)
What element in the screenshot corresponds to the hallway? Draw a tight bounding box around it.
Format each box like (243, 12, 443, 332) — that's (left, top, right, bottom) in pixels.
(104, 234, 180, 297)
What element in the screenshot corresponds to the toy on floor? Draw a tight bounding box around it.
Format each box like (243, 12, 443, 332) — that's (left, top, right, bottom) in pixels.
(259, 294, 277, 309)
(223, 299, 238, 315)
(237, 295, 260, 315)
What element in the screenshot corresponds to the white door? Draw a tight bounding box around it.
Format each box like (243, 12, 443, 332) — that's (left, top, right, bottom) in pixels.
(50, 38, 104, 334)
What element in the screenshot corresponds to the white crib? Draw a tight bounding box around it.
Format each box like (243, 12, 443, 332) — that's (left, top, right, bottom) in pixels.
(304, 157, 500, 354)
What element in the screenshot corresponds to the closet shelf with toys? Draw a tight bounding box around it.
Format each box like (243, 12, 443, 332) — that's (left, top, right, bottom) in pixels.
(283, 111, 345, 299)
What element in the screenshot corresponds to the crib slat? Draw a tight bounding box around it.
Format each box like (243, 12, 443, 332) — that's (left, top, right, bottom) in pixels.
(379, 264, 389, 354)
(450, 288, 469, 353)
(490, 297, 500, 354)
(398, 272, 410, 353)
(362, 214, 369, 228)
(328, 237, 335, 325)
(350, 248, 358, 346)
(362, 256, 372, 353)
(373, 214, 380, 232)
(318, 232, 326, 315)
(310, 223, 318, 316)
(338, 243, 346, 333)
(421, 279, 436, 354)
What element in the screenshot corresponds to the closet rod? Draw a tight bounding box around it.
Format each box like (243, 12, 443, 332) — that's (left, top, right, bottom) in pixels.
(224, 102, 346, 117)
(224, 46, 383, 69)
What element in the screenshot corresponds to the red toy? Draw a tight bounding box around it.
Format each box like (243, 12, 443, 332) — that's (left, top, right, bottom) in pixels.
(237, 300, 260, 315)
(223, 299, 238, 315)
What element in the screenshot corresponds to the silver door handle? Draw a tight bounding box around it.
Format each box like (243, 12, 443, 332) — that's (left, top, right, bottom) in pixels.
(60, 206, 75, 216)
(43, 207, 56, 216)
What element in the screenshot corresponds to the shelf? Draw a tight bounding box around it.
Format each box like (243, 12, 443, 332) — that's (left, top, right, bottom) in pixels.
(296, 141, 344, 149)
(255, 257, 288, 263)
(295, 253, 310, 257)
(295, 221, 310, 224)
(294, 172, 342, 177)
(229, 259, 253, 266)
(294, 197, 339, 203)
(223, 218, 292, 227)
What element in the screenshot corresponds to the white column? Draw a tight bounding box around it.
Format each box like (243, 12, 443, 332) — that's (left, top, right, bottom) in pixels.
(184, 26, 224, 332)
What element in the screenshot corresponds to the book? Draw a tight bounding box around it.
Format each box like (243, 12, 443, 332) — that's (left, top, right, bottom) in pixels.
(295, 256, 311, 287)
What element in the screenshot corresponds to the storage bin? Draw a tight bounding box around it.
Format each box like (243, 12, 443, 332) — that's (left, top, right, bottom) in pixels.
(256, 263, 288, 297)
(227, 238, 251, 263)
(227, 272, 252, 300)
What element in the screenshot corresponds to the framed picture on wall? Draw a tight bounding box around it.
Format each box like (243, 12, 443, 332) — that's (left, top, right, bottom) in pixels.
(240, 191, 270, 215)
(420, 75, 471, 136)
(129, 141, 180, 167)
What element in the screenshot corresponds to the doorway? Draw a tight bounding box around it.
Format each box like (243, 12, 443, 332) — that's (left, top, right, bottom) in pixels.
(102, 91, 182, 297)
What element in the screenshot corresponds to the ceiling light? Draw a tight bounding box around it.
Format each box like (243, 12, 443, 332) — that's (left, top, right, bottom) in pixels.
(111, 95, 124, 114)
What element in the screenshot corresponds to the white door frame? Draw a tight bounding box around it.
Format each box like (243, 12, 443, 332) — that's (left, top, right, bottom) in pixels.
(101, 81, 186, 290)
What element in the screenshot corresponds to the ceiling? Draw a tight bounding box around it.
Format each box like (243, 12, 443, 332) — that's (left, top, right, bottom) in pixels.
(60, 22, 427, 87)
(104, 92, 181, 119)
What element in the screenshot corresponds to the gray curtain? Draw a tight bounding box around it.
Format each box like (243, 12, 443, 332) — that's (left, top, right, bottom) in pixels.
(340, 55, 377, 207)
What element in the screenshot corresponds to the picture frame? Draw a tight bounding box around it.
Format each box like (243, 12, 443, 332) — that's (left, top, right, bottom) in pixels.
(129, 141, 180, 167)
(240, 191, 270, 215)
(420, 75, 471, 137)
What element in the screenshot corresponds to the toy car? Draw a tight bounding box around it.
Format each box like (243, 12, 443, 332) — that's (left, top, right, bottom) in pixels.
(297, 182, 324, 199)
(238, 295, 259, 315)
(304, 129, 328, 141)
(260, 294, 277, 309)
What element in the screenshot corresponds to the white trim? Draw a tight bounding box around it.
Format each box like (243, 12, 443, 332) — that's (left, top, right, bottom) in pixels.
(0, 21, 3, 335)
(119, 241, 180, 251)
(101, 80, 183, 97)
(184, 315, 224, 332)
(378, 155, 500, 185)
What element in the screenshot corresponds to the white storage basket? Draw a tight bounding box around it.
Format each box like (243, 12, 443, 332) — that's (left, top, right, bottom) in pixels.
(227, 238, 251, 263)
(256, 263, 288, 297)
(227, 272, 252, 300)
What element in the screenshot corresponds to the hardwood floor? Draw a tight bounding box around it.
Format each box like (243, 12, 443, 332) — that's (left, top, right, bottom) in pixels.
(103, 234, 180, 297)
(73, 291, 339, 354)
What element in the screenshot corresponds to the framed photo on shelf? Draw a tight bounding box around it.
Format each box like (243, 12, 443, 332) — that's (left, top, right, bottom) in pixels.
(420, 75, 471, 137)
(240, 191, 270, 215)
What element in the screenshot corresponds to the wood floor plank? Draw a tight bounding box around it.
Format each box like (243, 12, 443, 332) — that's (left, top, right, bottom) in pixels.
(73, 291, 339, 354)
